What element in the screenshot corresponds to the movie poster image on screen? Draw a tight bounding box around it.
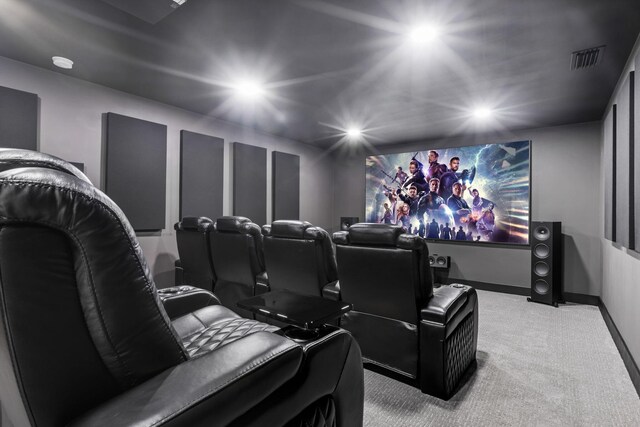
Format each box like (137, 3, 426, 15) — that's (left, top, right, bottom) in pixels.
(365, 140, 530, 245)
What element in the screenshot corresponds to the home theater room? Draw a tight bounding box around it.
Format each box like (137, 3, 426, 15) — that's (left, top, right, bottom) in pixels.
(1, 0, 640, 426)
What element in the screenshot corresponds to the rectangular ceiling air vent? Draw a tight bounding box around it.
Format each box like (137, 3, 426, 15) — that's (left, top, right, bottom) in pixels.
(570, 46, 606, 70)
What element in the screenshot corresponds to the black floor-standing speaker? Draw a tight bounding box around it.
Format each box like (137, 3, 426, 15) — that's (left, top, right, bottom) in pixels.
(528, 221, 562, 307)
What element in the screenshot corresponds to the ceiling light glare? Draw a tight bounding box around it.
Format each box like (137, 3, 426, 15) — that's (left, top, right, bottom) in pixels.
(407, 25, 440, 44)
(473, 107, 493, 120)
(52, 56, 73, 70)
(233, 80, 265, 101)
(173, 0, 187, 5)
(346, 128, 362, 138)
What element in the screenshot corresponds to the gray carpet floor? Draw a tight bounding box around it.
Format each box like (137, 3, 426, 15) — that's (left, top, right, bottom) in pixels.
(363, 290, 640, 426)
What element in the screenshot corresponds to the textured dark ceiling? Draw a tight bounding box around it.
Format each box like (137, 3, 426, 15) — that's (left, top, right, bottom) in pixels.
(1, 0, 639, 146)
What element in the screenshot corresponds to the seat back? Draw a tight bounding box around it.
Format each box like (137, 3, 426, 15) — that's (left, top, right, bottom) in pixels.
(0, 151, 186, 427)
(0, 148, 91, 183)
(174, 217, 215, 291)
(210, 216, 265, 317)
(333, 223, 432, 378)
(262, 220, 338, 297)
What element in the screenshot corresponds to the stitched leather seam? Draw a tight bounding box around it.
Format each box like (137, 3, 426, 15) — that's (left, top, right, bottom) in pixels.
(0, 180, 188, 373)
(34, 180, 187, 362)
(150, 345, 299, 427)
(68, 230, 139, 385)
(0, 213, 137, 385)
(208, 319, 247, 350)
(0, 160, 83, 178)
(182, 318, 237, 347)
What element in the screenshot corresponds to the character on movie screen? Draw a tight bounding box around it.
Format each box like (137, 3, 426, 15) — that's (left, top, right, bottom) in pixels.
(365, 140, 530, 245)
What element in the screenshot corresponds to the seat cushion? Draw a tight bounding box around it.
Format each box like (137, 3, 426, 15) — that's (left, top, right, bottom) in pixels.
(172, 305, 279, 358)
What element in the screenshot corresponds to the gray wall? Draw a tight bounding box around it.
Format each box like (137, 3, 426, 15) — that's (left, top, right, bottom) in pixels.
(0, 56, 334, 287)
(601, 34, 640, 368)
(332, 121, 602, 295)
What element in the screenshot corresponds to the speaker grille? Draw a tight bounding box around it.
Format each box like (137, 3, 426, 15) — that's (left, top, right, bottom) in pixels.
(534, 243, 550, 259)
(534, 262, 549, 276)
(530, 221, 561, 306)
(534, 226, 550, 241)
(534, 279, 550, 295)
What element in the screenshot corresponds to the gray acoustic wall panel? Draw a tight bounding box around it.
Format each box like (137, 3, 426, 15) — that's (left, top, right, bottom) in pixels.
(0, 85, 38, 150)
(615, 74, 633, 249)
(233, 142, 267, 226)
(105, 113, 166, 231)
(272, 151, 300, 220)
(604, 105, 616, 242)
(180, 130, 224, 220)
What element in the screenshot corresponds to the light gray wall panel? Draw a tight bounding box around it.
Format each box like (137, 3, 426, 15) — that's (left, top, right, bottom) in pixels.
(180, 131, 224, 220)
(615, 75, 632, 249)
(105, 113, 167, 231)
(272, 151, 300, 220)
(601, 39, 640, 391)
(0, 85, 38, 150)
(233, 142, 267, 226)
(604, 106, 616, 241)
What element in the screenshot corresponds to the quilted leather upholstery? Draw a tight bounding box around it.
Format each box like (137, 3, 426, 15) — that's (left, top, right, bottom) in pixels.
(182, 317, 279, 358)
(286, 396, 336, 427)
(444, 313, 476, 394)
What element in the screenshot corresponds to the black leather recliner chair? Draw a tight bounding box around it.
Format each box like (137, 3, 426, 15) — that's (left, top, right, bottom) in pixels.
(0, 149, 364, 427)
(174, 216, 216, 291)
(333, 223, 478, 400)
(209, 216, 268, 318)
(262, 220, 340, 299)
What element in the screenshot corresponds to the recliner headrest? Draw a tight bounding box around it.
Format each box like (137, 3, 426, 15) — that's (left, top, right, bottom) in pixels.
(268, 220, 317, 239)
(341, 223, 404, 246)
(215, 216, 261, 237)
(0, 148, 91, 184)
(174, 216, 213, 232)
(332, 231, 349, 245)
(397, 233, 426, 250)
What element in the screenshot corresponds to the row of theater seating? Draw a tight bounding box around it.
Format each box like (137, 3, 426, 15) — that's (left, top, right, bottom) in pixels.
(0, 149, 364, 426)
(172, 215, 479, 399)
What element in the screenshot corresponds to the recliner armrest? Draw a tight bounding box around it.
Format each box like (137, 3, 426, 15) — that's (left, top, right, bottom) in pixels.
(71, 332, 303, 427)
(255, 271, 270, 295)
(322, 280, 341, 301)
(158, 286, 220, 320)
(421, 284, 471, 324)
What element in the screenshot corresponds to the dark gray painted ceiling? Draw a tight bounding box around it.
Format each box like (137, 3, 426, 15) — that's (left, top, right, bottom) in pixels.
(1, 0, 639, 146)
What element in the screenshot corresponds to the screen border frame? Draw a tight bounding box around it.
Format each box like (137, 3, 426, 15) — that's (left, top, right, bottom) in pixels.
(363, 139, 533, 249)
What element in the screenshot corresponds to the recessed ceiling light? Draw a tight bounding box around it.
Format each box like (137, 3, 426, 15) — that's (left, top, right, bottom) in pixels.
(52, 56, 73, 70)
(473, 107, 493, 120)
(407, 25, 440, 44)
(346, 128, 362, 138)
(233, 80, 265, 100)
(172, 0, 187, 6)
